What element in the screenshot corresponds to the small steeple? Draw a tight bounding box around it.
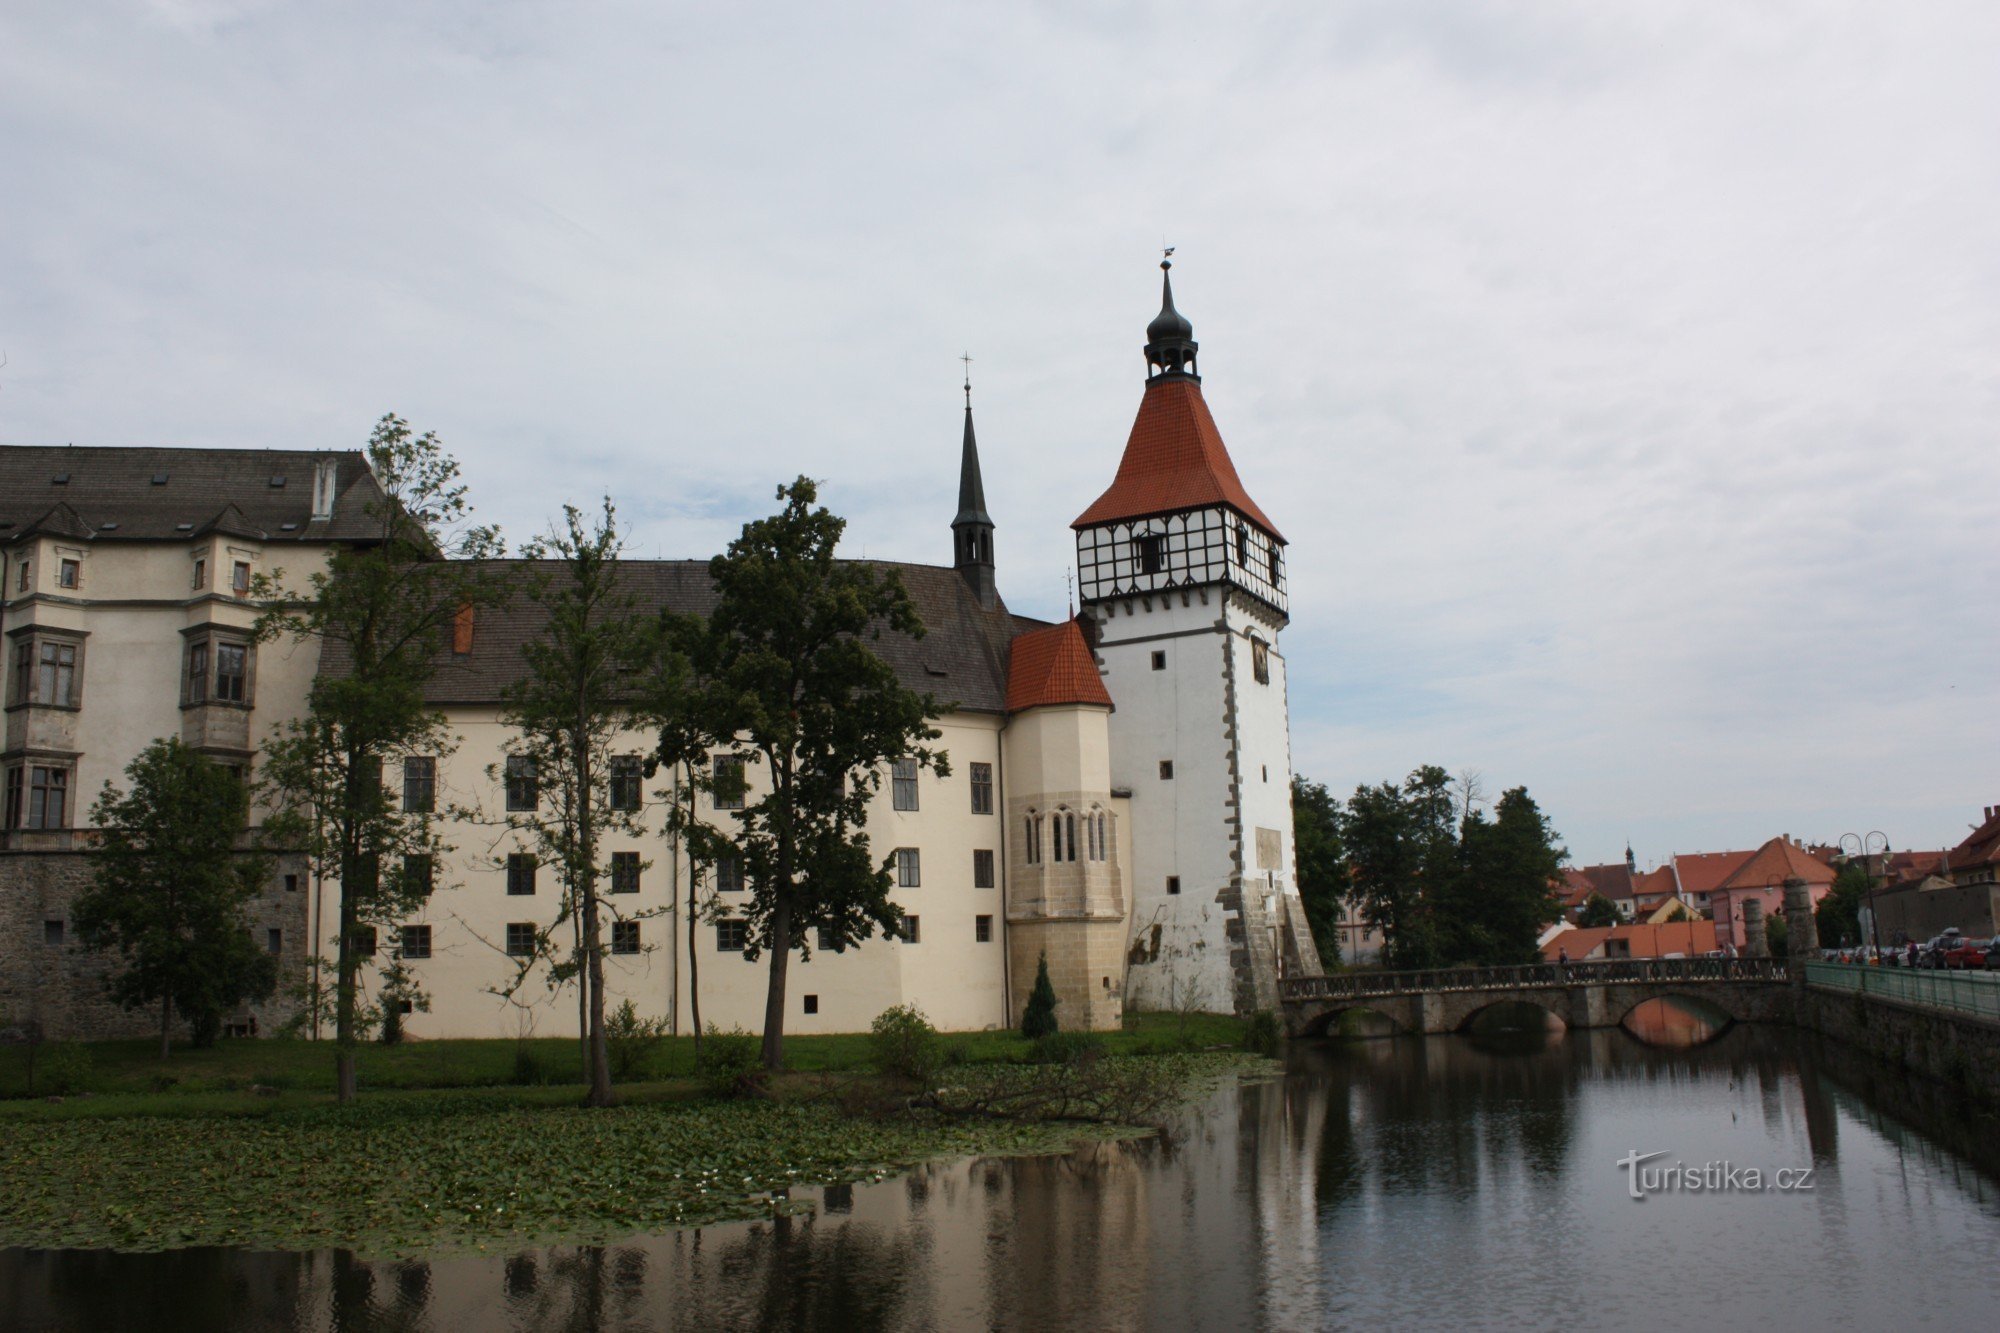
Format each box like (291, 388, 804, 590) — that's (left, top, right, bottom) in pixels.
(952, 356, 997, 609)
(1144, 249, 1199, 381)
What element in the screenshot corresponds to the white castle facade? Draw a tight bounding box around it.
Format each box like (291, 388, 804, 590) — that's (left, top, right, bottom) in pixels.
(0, 267, 1319, 1041)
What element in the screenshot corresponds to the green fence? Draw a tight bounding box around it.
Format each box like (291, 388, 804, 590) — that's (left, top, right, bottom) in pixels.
(1804, 961, 2000, 1023)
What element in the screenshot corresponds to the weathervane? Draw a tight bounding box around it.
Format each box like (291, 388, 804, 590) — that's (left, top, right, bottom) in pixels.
(1162, 243, 1174, 271)
(960, 351, 973, 407)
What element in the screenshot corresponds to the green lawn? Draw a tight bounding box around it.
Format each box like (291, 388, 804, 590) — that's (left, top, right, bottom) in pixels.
(1, 1011, 1250, 1107)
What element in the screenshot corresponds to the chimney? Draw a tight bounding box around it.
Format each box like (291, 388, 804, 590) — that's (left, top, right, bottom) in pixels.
(311, 458, 339, 521)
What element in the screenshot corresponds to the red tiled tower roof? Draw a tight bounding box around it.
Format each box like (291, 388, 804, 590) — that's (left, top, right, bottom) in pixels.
(1071, 378, 1283, 538)
(1005, 617, 1113, 713)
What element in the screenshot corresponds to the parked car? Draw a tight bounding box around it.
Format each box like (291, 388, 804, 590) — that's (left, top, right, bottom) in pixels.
(1917, 930, 1964, 969)
(1939, 938, 1991, 970)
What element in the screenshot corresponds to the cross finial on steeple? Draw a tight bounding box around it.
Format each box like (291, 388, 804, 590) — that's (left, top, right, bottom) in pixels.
(961, 351, 973, 407)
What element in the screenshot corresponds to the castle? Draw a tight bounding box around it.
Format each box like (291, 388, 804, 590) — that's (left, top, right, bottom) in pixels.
(0, 264, 1318, 1040)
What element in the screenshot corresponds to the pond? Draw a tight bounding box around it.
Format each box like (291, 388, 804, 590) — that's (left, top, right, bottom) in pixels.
(7, 1022, 2000, 1331)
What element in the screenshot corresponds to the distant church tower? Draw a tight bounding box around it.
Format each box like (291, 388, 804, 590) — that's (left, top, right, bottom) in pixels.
(1073, 259, 1321, 1015)
(952, 370, 997, 609)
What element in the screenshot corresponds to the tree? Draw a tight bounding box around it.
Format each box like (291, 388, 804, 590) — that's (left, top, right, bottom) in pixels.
(1343, 768, 1454, 969)
(494, 500, 655, 1108)
(1452, 787, 1567, 965)
(1577, 894, 1620, 928)
(256, 414, 501, 1102)
(1765, 910, 1790, 957)
(1817, 863, 1871, 948)
(1022, 952, 1059, 1038)
(1291, 775, 1345, 964)
(72, 739, 277, 1057)
(683, 478, 947, 1071)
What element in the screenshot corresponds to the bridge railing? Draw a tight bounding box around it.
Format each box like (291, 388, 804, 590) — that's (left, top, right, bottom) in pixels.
(1803, 961, 2000, 1023)
(1280, 956, 1788, 1004)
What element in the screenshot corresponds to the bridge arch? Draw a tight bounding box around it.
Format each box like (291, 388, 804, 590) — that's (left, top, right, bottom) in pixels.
(1613, 990, 1740, 1044)
(1451, 993, 1570, 1034)
(1291, 1001, 1411, 1040)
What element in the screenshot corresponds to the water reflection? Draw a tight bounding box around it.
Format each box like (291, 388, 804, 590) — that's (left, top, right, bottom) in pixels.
(6, 1027, 2000, 1331)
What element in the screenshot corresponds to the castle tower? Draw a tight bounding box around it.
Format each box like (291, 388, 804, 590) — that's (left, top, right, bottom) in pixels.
(1000, 616, 1127, 1031)
(951, 372, 997, 609)
(1073, 259, 1320, 1015)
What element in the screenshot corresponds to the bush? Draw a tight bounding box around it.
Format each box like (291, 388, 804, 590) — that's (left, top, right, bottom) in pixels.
(1244, 1010, 1282, 1057)
(695, 1024, 762, 1098)
(869, 1004, 944, 1088)
(1022, 952, 1059, 1039)
(42, 1043, 93, 1096)
(1026, 1031, 1103, 1066)
(605, 999, 669, 1081)
(511, 1043, 549, 1087)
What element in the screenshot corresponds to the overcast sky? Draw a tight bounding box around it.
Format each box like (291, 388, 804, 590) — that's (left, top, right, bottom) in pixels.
(4, 2, 1995, 865)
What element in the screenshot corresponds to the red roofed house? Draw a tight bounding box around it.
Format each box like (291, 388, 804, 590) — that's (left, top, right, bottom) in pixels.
(1707, 837, 1836, 950)
(1541, 920, 1720, 962)
(1872, 805, 2000, 943)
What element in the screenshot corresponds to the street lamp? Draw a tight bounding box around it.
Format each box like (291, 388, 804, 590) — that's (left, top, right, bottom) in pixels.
(1839, 830, 1890, 957)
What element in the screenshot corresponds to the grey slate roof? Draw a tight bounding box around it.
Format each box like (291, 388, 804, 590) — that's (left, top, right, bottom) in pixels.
(362, 558, 1049, 715)
(0, 445, 386, 543)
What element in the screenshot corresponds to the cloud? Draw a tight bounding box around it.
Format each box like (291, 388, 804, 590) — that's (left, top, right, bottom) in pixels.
(2, 1, 1994, 860)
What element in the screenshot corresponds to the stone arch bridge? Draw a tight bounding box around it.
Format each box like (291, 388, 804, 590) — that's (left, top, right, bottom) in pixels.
(1280, 958, 1793, 1038)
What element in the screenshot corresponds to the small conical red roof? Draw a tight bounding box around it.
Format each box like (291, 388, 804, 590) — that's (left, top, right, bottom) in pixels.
(1005, 617, 1113, 713)
(1072, 377, 1282, 539)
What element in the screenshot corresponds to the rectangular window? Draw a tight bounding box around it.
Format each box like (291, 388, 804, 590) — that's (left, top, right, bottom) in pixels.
(892, 757, 919, 811)
(716, 919, 748, 953)
(353, 926, 378, 958)
(610, 851, 641, 894)
(14, 561, 26, 592)
(214, 643, 247, 703)
(11, 641, 28, 704)
(973, 849, 995, 888)
(57, 558, 79, 590)
(611, 921, 640, 955)
(192, 557, 207, 590)
(712, 754, 745, 810)
(27, 766, 68, 829)
(1151, 650, 1167, 671)
(505, 755, 538, 811)
(815, 925, 840, 953)
(609, 755, 644, 812)
(44, 919, 64, 947)
(896, 847, 920, 888)
(506, 922, 536, 957)
(1267, 538, 1280, 582)
(2, 767, 19, 830)
(975, 914, 992, 943)
(186, 641, 210, 703)
(266, 928, 283, 955)
(803, 993, 819, 1014)
(969, 762, 993, 814)
(402, 757, 436, 813)
(399, 924, 432, 960)
(1137, 534, 1164, 575)
(1159, 760, 1174, 780)
(284, 873, 299, 893)
(1251, 639, 1270, 685)
(716, 858, 744, 893)
(1236, 526, 1250, 566)
(231, 560, 251, 595)
(37, 641, 77, 707)
(402, 854, 435, 898)
(901, 915, 921, 944)
(1167, 876, 1181, 896)
(506, 853, 538, 895)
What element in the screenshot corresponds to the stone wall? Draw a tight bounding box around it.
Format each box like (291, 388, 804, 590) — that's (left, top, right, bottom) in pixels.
(1797, 983, 2000, 1103)
(0, 850, 308, 1042)
(1009, 918, 1126, 1032)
